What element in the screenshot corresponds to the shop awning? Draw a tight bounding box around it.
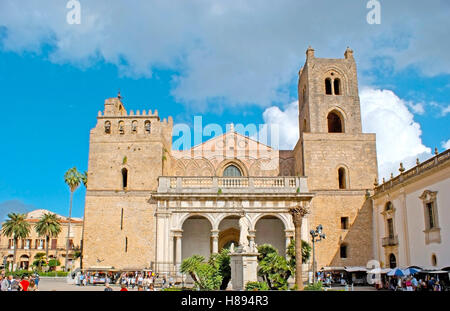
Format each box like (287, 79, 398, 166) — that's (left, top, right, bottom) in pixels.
(344, 266, 368, 272)
(321, 266, 345, 271)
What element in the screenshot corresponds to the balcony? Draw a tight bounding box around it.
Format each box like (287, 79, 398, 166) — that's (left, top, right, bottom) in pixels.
(382, 235, 398, 247)
(157, 176, 309, 195)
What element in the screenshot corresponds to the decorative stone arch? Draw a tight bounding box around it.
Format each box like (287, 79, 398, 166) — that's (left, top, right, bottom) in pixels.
(214, 212, 243, 230)
(253, 213, 290, 256)
(180, 213, 214, 260)
(248, 158, 278, 177)
(335, 163, 350, 189)
(175, 161, 186, 176)
(322, 66, 350, 96)
(178, 212, 215, 231)
(217, 159, 248, 177)
(251, 213, 291, 231)
(326, 107, 346, 133)
(194, 157, 216, 176)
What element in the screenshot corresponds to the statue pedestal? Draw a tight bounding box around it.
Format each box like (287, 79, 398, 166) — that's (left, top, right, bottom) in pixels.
(230, 248, 259, 290)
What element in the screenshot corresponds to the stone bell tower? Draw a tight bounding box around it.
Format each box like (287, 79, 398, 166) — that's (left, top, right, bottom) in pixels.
(294, 47, 378, 269)
(82, 93, 173, 270)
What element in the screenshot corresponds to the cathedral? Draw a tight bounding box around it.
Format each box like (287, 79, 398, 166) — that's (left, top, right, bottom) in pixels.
(82, 47, 378, 277)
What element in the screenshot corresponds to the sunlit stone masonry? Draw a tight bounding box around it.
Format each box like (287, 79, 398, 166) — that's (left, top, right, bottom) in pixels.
(82, 47, 378, 281)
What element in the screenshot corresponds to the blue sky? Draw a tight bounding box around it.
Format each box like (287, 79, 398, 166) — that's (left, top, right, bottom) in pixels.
(0, 1, 449, 219)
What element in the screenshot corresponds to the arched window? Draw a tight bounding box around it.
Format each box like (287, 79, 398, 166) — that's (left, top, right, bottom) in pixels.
(145, 120, 151, 133)
(338, 167, 347, 189)
(131, 121, 137, 133)
(119, 121, 125, 134)
(121, 168, 128, 189)
(334, 78, 341, 95)
(385, 201, 393, 211)
(105, 121, 111, 134)
(340, 244, 348, 258)
(389, 253, 397, 268)
(223, 165, 242, 177)
(325, 78, 332, 95)
(431, 254, 437, 266)
(327, 111, 343, 133)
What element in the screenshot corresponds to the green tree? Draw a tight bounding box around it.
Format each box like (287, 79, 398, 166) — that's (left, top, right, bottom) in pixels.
(32, 252, 47, 271)
(64, 167, 85, 271)
(35, 212, 62, 263)
(256, 244, 291, 290)
(180, 255, 222, 290)
(286, 239, 311, 272)
(1, 213, 31, 271)
(256, 240, 311, 290)
(209, 248, 231, 290)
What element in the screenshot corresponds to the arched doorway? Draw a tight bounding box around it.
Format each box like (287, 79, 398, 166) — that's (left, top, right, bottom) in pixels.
(19, 255, 30, 270)
(327, 110, 344, 133)
(218, 216, 240, 251)
(389, 253, 397, 268)
(255, 215, 286, 256)
(182, 215, 212, 260)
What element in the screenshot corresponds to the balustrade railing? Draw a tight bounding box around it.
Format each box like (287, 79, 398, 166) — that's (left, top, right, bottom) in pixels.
(158, 176, 307, 194)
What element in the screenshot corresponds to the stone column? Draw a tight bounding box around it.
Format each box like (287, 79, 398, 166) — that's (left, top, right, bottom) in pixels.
(248, 230, 256, 252)
(211, 230, 220, 254)
(289, 204, 309, 290)
(174, 230, 183, 268)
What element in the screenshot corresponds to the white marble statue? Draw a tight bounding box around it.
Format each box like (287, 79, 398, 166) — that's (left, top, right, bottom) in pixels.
(239, 212, 251, 252)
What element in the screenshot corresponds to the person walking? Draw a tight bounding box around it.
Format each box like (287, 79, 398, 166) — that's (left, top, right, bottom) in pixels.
(1, 275, 13, 291)
(28, 280, 38, 291)
(104, 282, 113, 291)
(405, 277, 413, 291)
(19, 276, 30, 291)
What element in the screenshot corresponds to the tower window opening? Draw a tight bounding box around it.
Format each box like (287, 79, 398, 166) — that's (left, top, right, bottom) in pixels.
(340, 244, 347, 258)
(338, 167, 347, 189)
(105, 121, 111, 134)
(145, 121, 151, 133)
(327, 111, 343, 133)
(122, 168, 128, 189)
(334, 78, 341, 95)
(325, 78, 332, 95)
(119, 121, 125, 134)
(132, 121, 137, 133)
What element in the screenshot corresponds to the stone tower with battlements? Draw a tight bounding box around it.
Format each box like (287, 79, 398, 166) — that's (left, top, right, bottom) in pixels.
(82, 94, 173, 269)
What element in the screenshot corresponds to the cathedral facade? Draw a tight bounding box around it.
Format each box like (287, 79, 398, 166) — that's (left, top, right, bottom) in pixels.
(82, 47, 378, 276)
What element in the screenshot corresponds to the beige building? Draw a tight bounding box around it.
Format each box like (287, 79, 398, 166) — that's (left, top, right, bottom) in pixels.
(372, 149, 450, 270)
(0, 209, 83, 271)
(82, 47, 378, 277)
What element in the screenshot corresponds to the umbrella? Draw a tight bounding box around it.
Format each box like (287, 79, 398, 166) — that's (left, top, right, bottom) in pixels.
(402, 267, 421, 275)
(387, 268, 406, 277)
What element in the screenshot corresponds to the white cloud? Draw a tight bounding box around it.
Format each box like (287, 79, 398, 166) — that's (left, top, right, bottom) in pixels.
(258, 87, 433, 180)
(442, 139, 450, 150)
(1, 1, 450, 108)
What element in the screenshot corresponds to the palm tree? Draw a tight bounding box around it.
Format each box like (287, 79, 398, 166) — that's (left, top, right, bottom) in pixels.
(1, 213, 31, 271)
(289, 205, 309, 290)
(64, 167, 84, 271)
(35, 213, 62, 264)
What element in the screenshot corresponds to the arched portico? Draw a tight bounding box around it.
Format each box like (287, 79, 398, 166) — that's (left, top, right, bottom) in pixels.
(181, 215, 213, 261)
(254, 215, 287, 256)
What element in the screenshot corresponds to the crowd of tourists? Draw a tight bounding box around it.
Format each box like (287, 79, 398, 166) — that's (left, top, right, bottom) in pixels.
(384, 275, 445, 291)
(75, 270, 173, 291)
(0, 270, 40, 291)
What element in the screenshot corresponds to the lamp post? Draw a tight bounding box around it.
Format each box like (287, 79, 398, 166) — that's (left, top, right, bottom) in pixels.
(310, 224, 326, 284)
